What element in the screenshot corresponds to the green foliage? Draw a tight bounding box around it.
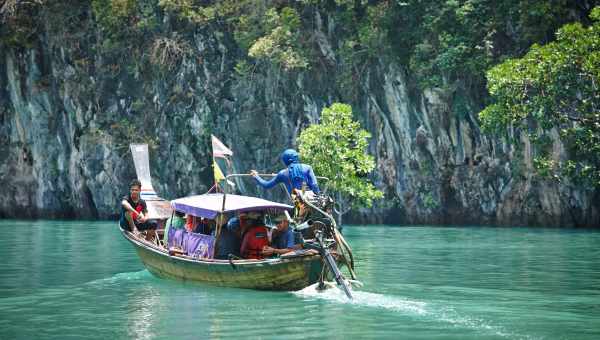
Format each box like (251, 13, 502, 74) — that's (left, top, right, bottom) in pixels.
(248, 7, 307, 70)
(234, 60, 254, 77)
(159, 1, 309, 71)
(402, 0, 576, 89)
(142, 1, 588, 89)
(479, 7, 600, 186)
(422, 192, 439, 210)
(158, 0, 235, 24)
(0, 0, 45, 48)
(2, 0, 587, 90)
(109, 118, 159, 150)
(91, 0, 161, 70)
(298, 103, 383, 209)
(92, 0, 137, 34)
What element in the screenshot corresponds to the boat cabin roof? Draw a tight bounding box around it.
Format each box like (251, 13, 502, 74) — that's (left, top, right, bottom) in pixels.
(170, 193, 292, 219)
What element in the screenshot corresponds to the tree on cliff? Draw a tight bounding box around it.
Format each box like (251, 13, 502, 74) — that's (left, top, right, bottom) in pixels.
(298, 103, 383, 224)
(479, 7, 600, 187)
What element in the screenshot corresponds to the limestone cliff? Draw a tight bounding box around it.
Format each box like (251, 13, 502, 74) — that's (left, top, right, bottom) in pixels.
(0, 3, 597, 226)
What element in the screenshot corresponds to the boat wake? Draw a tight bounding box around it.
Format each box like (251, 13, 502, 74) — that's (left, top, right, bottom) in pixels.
(293, 283, 538, 340)
(84, 270, 153, 287)
(294, 282, 427, 315)
(432, 306, 538, 340)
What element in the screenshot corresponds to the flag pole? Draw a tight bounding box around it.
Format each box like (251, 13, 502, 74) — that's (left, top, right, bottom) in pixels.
(213, 154, 219, 193)
(210, 134, 233, 258)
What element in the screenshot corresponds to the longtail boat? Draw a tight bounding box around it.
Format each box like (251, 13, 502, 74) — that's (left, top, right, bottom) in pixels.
(120, 144, 357, 296)
(121, 194, 327, 290)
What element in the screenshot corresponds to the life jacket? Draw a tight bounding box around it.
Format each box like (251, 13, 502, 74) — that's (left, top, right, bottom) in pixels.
(241, 225, 269, 259)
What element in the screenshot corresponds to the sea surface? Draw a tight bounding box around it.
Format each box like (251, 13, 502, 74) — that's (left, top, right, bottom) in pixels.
(0, 220, 599, 339)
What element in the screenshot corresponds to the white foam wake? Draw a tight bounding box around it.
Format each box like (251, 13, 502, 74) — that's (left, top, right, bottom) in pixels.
(84, 270, 152, 287)
(294, 282, 427, 315)
(293, 283, 538, 340)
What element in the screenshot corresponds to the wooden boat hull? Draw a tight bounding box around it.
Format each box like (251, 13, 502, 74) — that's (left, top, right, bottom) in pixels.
(122, 229, 325, 291)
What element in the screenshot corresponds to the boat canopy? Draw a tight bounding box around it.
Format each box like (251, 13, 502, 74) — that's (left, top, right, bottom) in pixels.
(170, 193, 293, 219)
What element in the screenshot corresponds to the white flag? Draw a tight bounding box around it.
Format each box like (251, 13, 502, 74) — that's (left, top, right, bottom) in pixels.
(211, 135, 233, 158)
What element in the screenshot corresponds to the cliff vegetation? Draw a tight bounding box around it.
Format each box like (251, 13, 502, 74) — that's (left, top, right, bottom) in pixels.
(0, 0, 598, 226)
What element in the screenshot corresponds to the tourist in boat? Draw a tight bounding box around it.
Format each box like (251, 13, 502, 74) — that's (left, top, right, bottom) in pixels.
(163, 210, 185, 245)
(213, 216, 242, 259)
(194, 217, 214, 235)
(119, 179, 157, 236)
(185, 215, 197, 232)
(240, 211, 269, 259)
(262, 213, 300, 257)
(250, 149, 320, 195)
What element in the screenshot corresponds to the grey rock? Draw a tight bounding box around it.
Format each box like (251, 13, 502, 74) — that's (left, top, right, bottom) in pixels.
(0, 6, 597, 227)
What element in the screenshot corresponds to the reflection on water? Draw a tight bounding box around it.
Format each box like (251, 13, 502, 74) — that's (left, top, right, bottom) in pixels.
(127, 284, 160, 340)
(1, 221, 600, 339)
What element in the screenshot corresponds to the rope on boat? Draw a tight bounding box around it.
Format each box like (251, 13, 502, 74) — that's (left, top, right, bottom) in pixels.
(333, 228, 357, 280)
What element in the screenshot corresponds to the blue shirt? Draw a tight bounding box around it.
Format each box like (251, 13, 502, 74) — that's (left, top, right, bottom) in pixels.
(253, 164, 320, 194)
(271, 228, 296, 250)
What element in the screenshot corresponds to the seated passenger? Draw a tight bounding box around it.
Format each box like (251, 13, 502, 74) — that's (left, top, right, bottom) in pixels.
(185, 215, 196, 232)
(213, 217, 242, 260)
(262, 212, 300, 257)
(119, 179, 157, 240)
(163, 210, 185, 245)
(240, 212, 269, 259)
(194, 218, 214, 235)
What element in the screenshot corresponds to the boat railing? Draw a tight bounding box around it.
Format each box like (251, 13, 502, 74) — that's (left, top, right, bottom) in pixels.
(223, 173, 329, 199)
(223, 173, 329, 183)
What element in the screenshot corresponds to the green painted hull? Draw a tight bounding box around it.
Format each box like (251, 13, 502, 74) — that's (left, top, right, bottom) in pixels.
(122, 229, 324, 291)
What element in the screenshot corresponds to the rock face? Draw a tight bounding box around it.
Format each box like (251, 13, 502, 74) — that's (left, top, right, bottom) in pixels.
(0, 7, 598, 226)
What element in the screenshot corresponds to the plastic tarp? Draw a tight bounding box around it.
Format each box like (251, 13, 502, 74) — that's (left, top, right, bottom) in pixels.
(168, 228, 215, 259)
(170, 193, 293, 219)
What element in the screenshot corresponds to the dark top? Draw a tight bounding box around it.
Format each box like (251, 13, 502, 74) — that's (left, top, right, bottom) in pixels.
(119, 195, 151, 231)
(213, 228, 241, 260)
(122, 195, 148, 214)
(271, 228, 296, 250)
(194, 220, 212, 235)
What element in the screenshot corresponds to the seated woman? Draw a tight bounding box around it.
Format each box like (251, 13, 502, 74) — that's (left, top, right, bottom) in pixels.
(163, 211, 185, 246)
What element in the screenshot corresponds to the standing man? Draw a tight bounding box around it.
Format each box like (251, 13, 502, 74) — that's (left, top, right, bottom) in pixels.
(250, 149, 320, 195)
(262, 213, 300, 257)
(120, 179, 157, 236)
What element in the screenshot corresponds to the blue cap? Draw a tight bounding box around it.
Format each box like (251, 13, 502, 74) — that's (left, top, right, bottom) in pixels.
(226, 217, 240, 232)
(281, 149, 299, 166)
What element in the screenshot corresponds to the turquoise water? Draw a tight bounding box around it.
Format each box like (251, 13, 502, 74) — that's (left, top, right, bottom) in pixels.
(0, 220, 599, 339)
